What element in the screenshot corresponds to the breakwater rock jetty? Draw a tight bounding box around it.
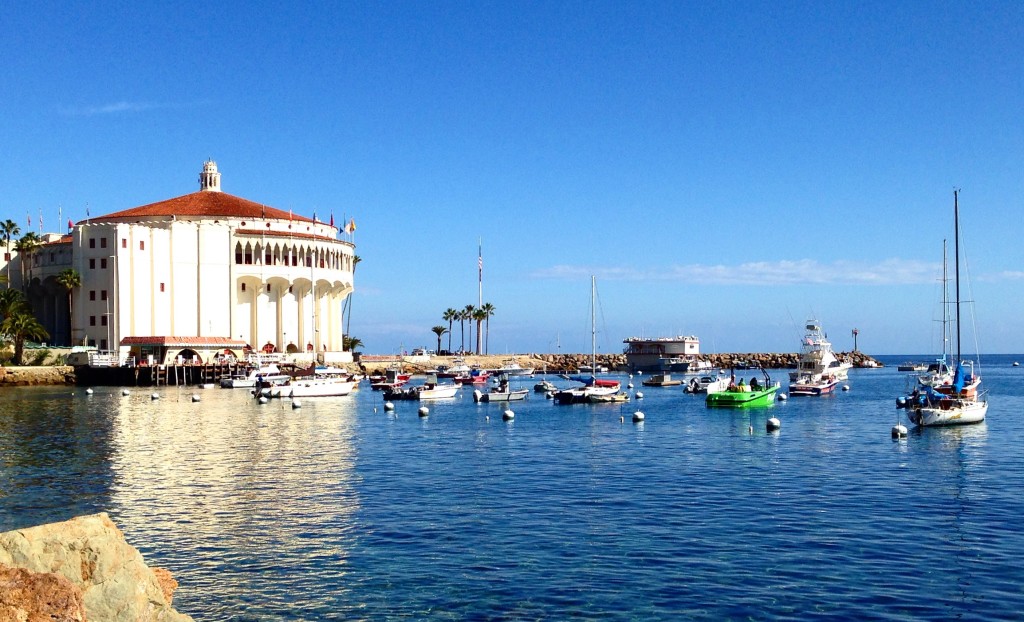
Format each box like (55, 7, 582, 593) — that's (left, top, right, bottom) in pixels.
(365, 351, 882, 375)
(0, 513, 192, 621)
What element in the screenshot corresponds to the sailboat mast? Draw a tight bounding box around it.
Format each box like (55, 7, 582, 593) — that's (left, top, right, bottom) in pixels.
(591, 276, 597, 370)
(954, 190, 961, 361)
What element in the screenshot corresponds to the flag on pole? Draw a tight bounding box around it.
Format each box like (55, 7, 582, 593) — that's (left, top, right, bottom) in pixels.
(344, 219, 356, 234)
(330, 212, 334, 228)
(68, 219, 74, 231)
(38, 210, 43, 232)
(27, 214, 31, 228)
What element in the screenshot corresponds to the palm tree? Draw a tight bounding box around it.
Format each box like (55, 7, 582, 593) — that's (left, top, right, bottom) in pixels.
(1, 219, 21, 287)
(442, 308, 458, 353)
(431, 325, 448, 354)
(461, 304, 475, 354)
(0, 307, 49, 364)
(480, 302, 496, 354)
(56, 268, 81, 346)
(473, 308, 486, 354)
(343, 335, 363, 352)
(14, 232, 42, 292)
(0, 288, 26, 320)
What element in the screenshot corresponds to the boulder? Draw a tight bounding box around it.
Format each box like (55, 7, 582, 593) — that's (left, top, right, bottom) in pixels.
(0, 513, 192, 622)
(0, 563, 86, 621)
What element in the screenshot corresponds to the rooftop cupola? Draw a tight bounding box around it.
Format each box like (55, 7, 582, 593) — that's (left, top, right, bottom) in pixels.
(199, 159, 222, 192)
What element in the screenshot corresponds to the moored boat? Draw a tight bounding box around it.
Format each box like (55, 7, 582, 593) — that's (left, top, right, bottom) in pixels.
(706, 370, 779, 408)
(903, 191, 988, 427)
(642, 372, 682, 387)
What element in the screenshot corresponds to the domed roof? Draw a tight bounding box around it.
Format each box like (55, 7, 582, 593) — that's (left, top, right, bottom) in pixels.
(89, 191, 313, 224)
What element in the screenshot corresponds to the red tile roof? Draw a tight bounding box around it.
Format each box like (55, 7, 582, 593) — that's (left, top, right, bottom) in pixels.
(90, 191, 315, 223)
(119, 336, 249, 347)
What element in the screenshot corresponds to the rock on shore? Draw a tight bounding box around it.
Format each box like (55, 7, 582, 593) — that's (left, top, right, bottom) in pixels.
(0, 365, 76, 386)
(0, 513, 192, 622)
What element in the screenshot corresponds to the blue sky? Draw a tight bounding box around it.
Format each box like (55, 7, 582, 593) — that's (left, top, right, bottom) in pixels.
(2, 1, 1022, 355)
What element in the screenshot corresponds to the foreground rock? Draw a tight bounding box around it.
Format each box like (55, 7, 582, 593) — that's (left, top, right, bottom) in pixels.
(0, 513, 191, 622)
(0, 365, 76, 386)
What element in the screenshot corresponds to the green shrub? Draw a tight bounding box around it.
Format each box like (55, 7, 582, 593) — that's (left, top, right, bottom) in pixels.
(28, 349, 52, 366)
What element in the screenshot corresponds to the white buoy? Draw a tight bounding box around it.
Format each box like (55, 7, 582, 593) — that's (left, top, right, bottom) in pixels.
(749, 424, 754, 435)
(120, 389, 129, 396)
(892, 423, 908, 439)
(620, 415, 624, 423)
(842, 385, 850, 391)
(632, 409, 644, 422)
(258, 396, 269, 404)
(86, 388, 94, 395)
(503, 409, 514, 420)
(384, 401, 395, 411)
(637, 371, 643, 376)
(191, 394, 201, 402)
(635, 391, 644, 400)
(473, 389, 483, 403)
(627, 383, 634, 389)
(767, 417, 781, 431)
(418, 406, 429, 417)
(778, 393, 788, 401)
(546, 391, 554, 399)
(292, 399, 302, 409)
(486, 415, 490, 422)
(151, 393, 160, 400)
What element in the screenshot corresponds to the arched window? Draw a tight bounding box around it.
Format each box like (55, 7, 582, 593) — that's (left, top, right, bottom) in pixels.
(234, 242, 243, 264)
(244, 243, 253, 265)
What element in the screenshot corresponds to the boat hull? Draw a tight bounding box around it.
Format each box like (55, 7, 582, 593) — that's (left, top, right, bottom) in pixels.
(788, 379, 840, 396)
(287, 380, 356, 398)
(908, 399, 988, 426)
(705, 386, 778, 408)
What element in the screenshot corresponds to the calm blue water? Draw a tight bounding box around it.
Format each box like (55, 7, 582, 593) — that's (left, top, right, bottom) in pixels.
(2, 355, 1024, 620)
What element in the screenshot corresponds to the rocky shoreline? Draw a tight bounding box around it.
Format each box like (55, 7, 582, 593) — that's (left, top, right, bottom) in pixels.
(361, 351, 883, 375)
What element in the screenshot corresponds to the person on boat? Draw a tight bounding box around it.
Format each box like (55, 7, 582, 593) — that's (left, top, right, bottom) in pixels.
(750, 377, 760, 390)
(728, 373, 737, 391)
(737, 379, 747, 392)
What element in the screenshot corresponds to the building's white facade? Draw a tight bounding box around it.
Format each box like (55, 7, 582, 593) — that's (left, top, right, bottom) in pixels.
(63, 161, 356, 363)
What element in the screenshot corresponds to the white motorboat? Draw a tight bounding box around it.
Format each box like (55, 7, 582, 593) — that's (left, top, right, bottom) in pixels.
(788, 320, 853, 385)
(287, 377, 356, 398)
(685, 375, 730, 395)
(221, 364, 291, 388)
(495, 358, 535, 376)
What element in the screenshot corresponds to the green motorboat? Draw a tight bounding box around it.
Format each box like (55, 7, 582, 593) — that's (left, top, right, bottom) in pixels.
(705, 369, 779, 408)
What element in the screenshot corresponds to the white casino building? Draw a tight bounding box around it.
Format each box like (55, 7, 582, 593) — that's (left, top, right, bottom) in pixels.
(55, 160, 355, 364)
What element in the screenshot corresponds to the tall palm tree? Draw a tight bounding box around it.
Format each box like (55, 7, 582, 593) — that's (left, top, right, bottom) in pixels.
(442, 308, 458, 353)
(56, 268, 81, 346)
(343, 335, 363, 352)
(0, 307, 49, 364)
(431, 325, 448, 355)
(473, 308, 487, 354)
(461, 304, 475, 354)
(14, 232, 42, 292)
(1, 219, 21, 287)
(480, 302, 496, 354)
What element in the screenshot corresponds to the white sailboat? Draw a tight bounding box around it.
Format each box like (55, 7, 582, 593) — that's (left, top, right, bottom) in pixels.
(907, 190, 988, 426)
(554, 276, 620, 404)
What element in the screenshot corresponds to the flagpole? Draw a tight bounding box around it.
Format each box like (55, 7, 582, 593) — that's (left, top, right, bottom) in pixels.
(478, 238, 483, 309)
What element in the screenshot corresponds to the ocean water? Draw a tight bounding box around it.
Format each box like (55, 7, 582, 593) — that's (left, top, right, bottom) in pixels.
(2, 355, 1024, 620)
